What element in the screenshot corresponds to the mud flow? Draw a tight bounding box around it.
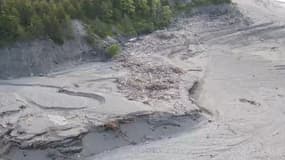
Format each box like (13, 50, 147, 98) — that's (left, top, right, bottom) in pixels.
(3, 0, 285, 159)
(3, 112, 204, 160)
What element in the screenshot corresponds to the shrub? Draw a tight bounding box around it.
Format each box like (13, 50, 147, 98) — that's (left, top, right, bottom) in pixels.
(133, 20, 155, 34)
(106, 44, 121, 57)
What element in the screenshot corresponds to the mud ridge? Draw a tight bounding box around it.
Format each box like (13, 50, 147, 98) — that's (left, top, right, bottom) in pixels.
(0, 82, 106, 104)
(57, 89, 106, 104)
(26, 98, 88, 111)
(85, 77, 118, 82)
(0, 82, 62, 89)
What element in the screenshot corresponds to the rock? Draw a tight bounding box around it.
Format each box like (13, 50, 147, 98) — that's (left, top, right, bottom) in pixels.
(103, 121, 120, 131)
(155, 31, 175, 40)
(239, 98, 261, 106)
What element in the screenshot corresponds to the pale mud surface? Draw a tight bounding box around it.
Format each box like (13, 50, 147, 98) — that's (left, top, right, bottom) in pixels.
(86, 0, 285, 160)
(0, 3, 207, 160)
(1, 0, 285, 159)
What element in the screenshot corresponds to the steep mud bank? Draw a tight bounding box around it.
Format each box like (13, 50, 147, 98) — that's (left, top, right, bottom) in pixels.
(0, 20, 99, 79)
(3, 112, 204, 160)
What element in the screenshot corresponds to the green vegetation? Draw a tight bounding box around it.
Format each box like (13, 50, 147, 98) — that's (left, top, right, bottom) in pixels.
(0, 0, 231, 47)
(0, 0, 174, 46)
(192, 0, 232, 5)
(106, 44, 121, 57)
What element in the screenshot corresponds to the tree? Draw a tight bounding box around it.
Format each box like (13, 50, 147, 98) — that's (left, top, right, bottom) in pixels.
(0, 15, 21, 45)
(15, 0, 34, 26)
(159, 5, 172, 26)
(150, 0, 162, 19)
(121, 15, 136, 36)
(100, 0, 113, 20)
(135, 0, 150, 16)
(29, 15, 45, 37)
(43, 14, 64, 44)
(62, 0, 76, 18)
(120, 0, 136, 15)
(0, 0, 5, 13)
(55, 4, 68, 24)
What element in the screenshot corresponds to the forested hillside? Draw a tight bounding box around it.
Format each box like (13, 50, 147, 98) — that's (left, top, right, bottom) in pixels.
(0, 0, 230, 46)
(0, 0, 173, 46)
